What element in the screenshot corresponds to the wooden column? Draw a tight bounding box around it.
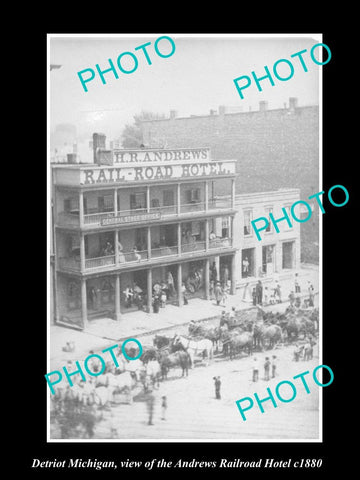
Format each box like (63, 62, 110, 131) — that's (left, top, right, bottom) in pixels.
(177, 263, 183, 307)
(115, 273, 121, 321)
(79, 190, 84, 228)
(205, 218, 209, 251)
(146, 185, 150, 213)
(177, 223, 182, 255)
(231, 178, 236, 210)
(205, 180, 209, 211)
(204, 258, 210, 300)
(147, 268, 152, 313)
(113, 188, 118, 215)
(81, 277, 88, 328)
(231, 253, 237, 295)
(177, 183, 181, 215)
(147, 226, 152, 260)
(80, 233, 85, 272)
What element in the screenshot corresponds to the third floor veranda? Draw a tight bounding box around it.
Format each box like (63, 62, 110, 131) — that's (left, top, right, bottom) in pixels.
(54, 178, 236, 230)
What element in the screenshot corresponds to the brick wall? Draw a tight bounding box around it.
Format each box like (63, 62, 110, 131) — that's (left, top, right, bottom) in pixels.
(141, 104, 320, 263)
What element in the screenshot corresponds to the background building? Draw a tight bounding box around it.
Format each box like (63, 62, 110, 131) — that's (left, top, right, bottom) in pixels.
(141, 98, 319, 263)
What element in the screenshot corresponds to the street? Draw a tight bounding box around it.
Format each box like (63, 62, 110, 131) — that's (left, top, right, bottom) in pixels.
(50, 337, 320, 441)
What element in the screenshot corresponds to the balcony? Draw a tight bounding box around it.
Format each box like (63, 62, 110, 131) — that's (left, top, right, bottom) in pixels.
(57, 237, 233, 274)
(56, 197, 234, 229)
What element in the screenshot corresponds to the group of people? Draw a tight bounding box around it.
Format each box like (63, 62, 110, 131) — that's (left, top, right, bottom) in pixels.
(251, 280, 282, 306)
(252, 355, 277, 382)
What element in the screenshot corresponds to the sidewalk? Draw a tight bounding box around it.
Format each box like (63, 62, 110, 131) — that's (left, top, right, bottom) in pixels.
(49, 265, 319, 370)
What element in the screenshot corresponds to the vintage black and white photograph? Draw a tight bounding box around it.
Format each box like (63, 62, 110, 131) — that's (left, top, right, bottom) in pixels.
(47, 34, 324, 442)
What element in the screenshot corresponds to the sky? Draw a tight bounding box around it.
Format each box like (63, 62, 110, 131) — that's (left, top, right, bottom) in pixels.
(49, 34, 321, 141)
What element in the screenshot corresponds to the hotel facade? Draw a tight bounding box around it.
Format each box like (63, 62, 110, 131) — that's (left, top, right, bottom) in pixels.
(51, 135, 239, 328)
(50, 134, 301, 329)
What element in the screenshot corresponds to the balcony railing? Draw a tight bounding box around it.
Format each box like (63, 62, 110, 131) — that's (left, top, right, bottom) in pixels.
(57, 198, 234, 228)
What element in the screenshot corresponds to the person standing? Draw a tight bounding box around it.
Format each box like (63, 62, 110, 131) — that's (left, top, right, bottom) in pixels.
(252, 357, 260, 382)
(214, 281, 223, 306)
(242, 256, 249, 277)
(264, 357, 271, 381)
(146, 390, 156, 425)
(294, 272, 301, 293)
(213, 376, 221, 399)
(271, 355, 277, 378)
(256, 280, 263, 305)
(167, 271, 175, 297)
(161, 395, 167, 420)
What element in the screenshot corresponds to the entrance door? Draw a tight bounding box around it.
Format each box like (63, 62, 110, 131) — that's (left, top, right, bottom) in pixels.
(282, 241, 294, 269)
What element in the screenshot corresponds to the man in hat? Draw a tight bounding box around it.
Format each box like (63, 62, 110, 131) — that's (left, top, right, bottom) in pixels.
(213, 376, 221, 399)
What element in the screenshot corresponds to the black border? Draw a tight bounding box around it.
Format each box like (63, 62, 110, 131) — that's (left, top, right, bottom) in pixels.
(19, 25, 353, 477)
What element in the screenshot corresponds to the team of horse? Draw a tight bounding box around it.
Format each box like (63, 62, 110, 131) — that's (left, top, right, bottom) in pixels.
(52, 306, 318, 414)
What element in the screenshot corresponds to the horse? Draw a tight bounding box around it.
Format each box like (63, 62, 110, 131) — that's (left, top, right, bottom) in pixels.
(261, 324, 283, 349)
(158, 350, 191, 379)
(144, 359, 162, 390)
(173, 335, 213, 367)
(224, 330, 253, 360)
(188, 323, 222, 351)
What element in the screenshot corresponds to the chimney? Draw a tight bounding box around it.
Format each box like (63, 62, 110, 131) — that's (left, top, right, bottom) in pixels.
(67, 153, 77, 164)
(92, 133, 106, 163)
(169, 110, 178, 119)
(259, 101, 268, 112)
(289, 97, 298, 112)
(209, 109, 217, 116)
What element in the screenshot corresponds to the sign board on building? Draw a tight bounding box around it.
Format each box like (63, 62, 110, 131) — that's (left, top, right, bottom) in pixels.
(101, 212, 161, 225)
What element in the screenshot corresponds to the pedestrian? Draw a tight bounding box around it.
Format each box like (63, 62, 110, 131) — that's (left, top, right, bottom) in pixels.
(209, 279, 215, 300)
(288, 290, 295, 307)
(133, 245, 141, 262)
(294, 272, 301, 293)
(275, 282, 282, 303)
(308, 281, 315, 307)
(161, 395, 167, 420)
(252, 287, 257, 306)
(210, 261, 217, 282)
(167, 271, 175, 297)
(221, 283, 228, 307)
(264, 357, 271, 381)
(123, 285, 133, 308)
(252, 357, 260, 382)
(256, 280, 263, 305)
(214, 281, 223, 306)
(271, 355, 277, 378)
(213, 376, 221, 399)
(222, 265, 229, 288)
(242, 256, 249, 277)
(181, 283, 188, 305)
(146, 390, 156, 425)
(263, 286, 269, 305)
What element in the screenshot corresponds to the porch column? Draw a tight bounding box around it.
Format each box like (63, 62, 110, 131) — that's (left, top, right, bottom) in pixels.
(81, 277, 88, 328)
(177, 183, 181, 215)
(115, 230, 119, 264)
(113, 188, 118, 215)
(146, 185, 150, 213)
(177, 222, 182, 255)
(231, 254, 237, 295)
(114, 273, 121, 321)
(205, 180, 209, 211)
(205, 218, 209, 251)
(204, 258, 210, 300)
(147, 226, 152, 260)
(177, 263, 183, 307)
(230, 215, 234, 247)
(79, 190, 84, 228)
(231, 178, 236, 210)
(147, 268, 152, 313)
(80, 233, 85, 272)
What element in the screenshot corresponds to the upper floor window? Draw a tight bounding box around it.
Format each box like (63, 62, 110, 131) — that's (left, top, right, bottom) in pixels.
(243, 209, 252, 236)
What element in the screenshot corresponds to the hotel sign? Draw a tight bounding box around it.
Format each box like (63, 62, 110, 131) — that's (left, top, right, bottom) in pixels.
(101, 212, 161, 225)
(81, 161, 235, 185)
(112, 148, 211, 163)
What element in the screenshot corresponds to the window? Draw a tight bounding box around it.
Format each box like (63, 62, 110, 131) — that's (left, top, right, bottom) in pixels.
(163, 189, 175, 206)
(98, 194, 113, 212)
(186, 188, 201, 203)
(64, 197, 79, 213)
(243, 209, 252, 236)
(265, 207, 273, 232)
(130, 192, 147, 211)
(221, 216, 229, 238)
